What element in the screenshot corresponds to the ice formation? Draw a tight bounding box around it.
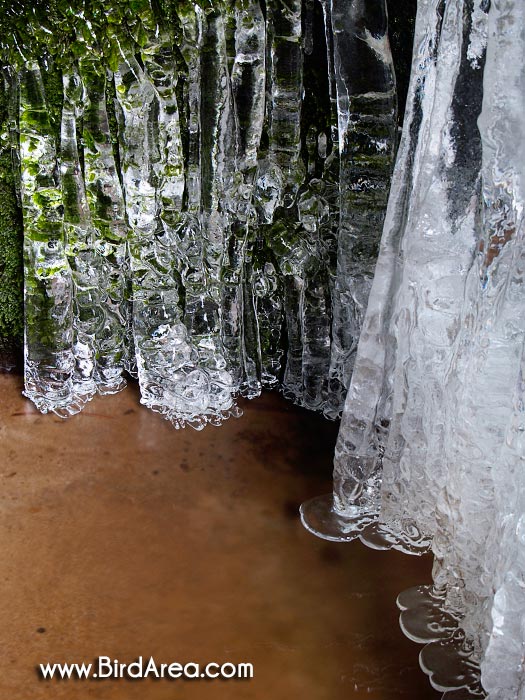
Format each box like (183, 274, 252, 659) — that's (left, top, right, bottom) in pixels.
(3, 0, 525, 696)
(1, 0, 397, 427)
(301, 0, 525, 697)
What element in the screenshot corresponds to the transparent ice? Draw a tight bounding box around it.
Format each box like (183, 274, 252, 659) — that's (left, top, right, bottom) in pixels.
(302, 1, 525, 697)
(7, 1, 525, 696)
(20, 62, 78, 416)
(13, 0, 396, 426)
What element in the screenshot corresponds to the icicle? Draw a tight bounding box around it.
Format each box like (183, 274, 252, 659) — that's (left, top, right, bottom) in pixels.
(260, 0, 308, 401)
(221, 0, 266, 398)
(188, 7, 242, 408)
(281, 271, 304, 399)
(251, 227, 285, 392)
(300, 265, 332, 410)
(319, 0, 338, 148)
(325, 0, 397, 418)
(230, 0, 266, 174)
(114, 53, 186, 422)
(318, 0, 341, 406)
(138, 8, 188, 402)
(60, 68, 102, 403)
(300, 0, 450, 540)
(364, 0, 486, 555)
(265, 0, 305, 205)
(296, 1, 336, 412)
(19, 62, 78, 416)
(81, 59, 130, 394)
(181, 6, 239, 425)
(411, 0, 522, 680)
(114, 3, 240, 429)
(302, 0, 525, 695)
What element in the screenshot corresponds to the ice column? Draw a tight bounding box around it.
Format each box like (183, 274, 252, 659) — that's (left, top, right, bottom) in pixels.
(325, 0, 397, 418)
(371, 0, 487, 553)
(301, 0, 440, 540)
(462, 0, 525, 693)
(406, 2, 524, 690)
(179, 5, 240, 425)
(190, 8, 239, 414)
(300, 0, 489, 554)
(60, 69, 102, 404)
(20, 63, 77, 416)
(81, 59, 131, 394)
(221, 0, 266, 399)
(294, 0, 335, 413)
(254, 0, 305, 399)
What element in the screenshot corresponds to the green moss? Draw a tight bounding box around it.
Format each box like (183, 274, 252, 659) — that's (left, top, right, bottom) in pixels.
(0, 77, 24, 346)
